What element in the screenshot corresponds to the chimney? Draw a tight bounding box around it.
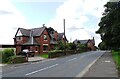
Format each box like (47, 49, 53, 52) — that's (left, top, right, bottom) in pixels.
(43, 24, 45, 27)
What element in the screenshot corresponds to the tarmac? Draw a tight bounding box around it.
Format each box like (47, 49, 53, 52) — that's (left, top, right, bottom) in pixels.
(83, 51, 119, 77)
(0, 51, 119, 78)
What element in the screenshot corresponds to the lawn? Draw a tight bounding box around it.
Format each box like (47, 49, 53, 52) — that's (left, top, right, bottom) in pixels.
(112, 50, 120, 69)
(40, 53, 48, 58)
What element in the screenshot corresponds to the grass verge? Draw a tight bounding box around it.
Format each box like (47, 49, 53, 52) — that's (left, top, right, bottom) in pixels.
(40, 53, 48, 58)
(112, 50, 120, 76)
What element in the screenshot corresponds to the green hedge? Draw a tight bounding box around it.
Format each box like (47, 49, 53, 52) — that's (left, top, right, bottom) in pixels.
(8, 55, 27, 64)
(48, 50, 64, 58)
(112, 50, 120, 69)
(48, 49, 88, 58)
(2, 48, 15, 63)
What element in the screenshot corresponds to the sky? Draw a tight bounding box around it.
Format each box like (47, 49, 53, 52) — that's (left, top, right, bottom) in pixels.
(0, 0, 110, 46)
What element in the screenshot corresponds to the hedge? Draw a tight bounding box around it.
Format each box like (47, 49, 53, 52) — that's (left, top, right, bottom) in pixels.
(2, 48, 15, 63)
(48, 49, 88, 58)
(48, 50, 64, 58)
(8, 55, 27, 64)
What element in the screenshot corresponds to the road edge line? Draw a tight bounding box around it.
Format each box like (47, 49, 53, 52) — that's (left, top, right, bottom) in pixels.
(76, 52, 105, 77)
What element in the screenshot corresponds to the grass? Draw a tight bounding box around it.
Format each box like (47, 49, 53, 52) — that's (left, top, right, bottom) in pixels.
(40, 53, 48, 58)
(112, 50, 120, 69)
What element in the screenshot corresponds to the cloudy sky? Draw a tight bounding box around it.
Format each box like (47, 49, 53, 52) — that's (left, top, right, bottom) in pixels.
(0, 0, 109, 46)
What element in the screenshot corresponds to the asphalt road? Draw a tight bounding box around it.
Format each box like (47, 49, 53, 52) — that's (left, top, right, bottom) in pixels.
(2, 51, 104, 77)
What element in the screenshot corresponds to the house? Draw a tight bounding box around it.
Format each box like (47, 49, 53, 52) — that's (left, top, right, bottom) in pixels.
(14, 25, 68, 56)
(58, 33, 68, 43)
(73, 37, 95, 51)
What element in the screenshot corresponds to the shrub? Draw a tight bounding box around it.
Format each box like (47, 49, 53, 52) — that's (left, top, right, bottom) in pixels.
(8, 55, 27, 64)
(2, 48, 15, 63)
(0, 50, 3, 63)
(66, 43, 76, 50)
(48, 50, 64, 58)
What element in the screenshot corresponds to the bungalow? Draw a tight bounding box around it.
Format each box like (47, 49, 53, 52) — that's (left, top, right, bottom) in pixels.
(73, 37, 95, 51)
(14, 25, 68, 56)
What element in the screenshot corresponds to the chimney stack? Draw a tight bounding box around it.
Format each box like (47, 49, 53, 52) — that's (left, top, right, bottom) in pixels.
(43, 24, 45, 27)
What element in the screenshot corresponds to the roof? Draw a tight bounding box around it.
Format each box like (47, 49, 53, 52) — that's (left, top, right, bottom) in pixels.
(23, 37, 39, 45)
(58, 33, 64, 40)
(73, 39, 88, 44)
(50, 40, 57, 44)
(31, 27, 46, 36)
(15, 27, 47, 45)
(79, 40, 88, 44)
(15, 27, 46, 37)
(23, 31, 40, 45)
(16, 28, 30, 36)
(73, 39, 95, 44)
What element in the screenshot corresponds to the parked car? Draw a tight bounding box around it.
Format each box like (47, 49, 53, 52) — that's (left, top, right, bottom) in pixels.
(19, 49, 35, 57)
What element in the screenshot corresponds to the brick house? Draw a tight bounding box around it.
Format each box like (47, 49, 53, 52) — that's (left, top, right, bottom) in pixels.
(14, 25, 68, 55)
(73, 37, 95, 51)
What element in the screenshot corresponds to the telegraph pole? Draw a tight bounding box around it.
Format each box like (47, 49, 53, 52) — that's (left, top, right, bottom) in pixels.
(63, 19, 66, 55)
(64, 19, 66, 44)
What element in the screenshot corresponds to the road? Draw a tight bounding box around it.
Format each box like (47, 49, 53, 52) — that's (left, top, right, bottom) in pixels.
(2, 51, 104, 77)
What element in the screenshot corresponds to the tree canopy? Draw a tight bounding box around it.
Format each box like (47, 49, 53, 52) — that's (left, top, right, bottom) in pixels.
(96, 1, 120, 49)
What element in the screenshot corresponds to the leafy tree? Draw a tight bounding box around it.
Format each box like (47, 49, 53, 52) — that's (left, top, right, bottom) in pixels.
(98, 42, 107, 50)
(56, 41, 66, 50)
(66, 43, 76, 50)
(96, 1, 120, 50)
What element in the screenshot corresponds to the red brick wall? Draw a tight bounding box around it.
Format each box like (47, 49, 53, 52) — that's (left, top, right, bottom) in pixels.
(16, 46, 21, 54)
(54, 31, 58, 41)
(35, 29, 51, 54)
(15, 29, 52, 55)
(14, 36, 29, 45)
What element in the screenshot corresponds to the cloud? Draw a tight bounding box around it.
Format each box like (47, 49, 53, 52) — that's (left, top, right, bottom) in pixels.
(0, 0, 30, 44)
(0, 10, 13, 15)
(11, 0, 69, 2)
(47, 0, 109, 46)
(110, 0, 120, 2)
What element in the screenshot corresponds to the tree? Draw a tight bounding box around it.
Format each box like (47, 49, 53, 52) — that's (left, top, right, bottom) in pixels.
(98, 42, 107, 50)
(96, 1, 120, 50)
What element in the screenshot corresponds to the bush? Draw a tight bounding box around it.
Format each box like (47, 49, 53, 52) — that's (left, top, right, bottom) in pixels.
(48, 50, 64, 58)
(0, 50, 3, 63)
(8, 55, 27, 64)
(2, 48, 15, 63)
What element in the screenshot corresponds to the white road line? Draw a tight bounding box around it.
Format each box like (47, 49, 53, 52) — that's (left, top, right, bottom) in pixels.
(25, 64, 59, 76)
(66, 58, 77, 62)
(76, 52, 104, 77)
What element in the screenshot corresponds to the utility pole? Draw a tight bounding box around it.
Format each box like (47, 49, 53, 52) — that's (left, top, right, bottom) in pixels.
(63, 19, 66, 55)
(64, 19, 66, 44)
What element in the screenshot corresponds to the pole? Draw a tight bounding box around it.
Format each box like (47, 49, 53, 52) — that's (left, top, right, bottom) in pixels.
(64, 19, 66, 44)
(63, 19, 66, 55)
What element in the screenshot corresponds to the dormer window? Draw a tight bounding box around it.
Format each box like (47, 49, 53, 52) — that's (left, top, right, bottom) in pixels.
(16, 37, 22, 41)
(44, 34, 47, 40)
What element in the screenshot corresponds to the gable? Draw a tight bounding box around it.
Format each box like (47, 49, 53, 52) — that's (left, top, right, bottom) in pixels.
(16, 29, 22, 36)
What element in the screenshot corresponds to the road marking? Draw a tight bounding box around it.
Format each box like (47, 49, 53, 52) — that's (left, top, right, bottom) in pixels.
(104, 60, 111, 63)
(76, 52, 104, 77)
(66, 58, 77, 62)
(25, 64, 59, 76)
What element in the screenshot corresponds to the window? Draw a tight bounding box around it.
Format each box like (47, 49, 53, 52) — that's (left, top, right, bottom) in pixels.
(16, 37, 22, 41)
(35, 47, 38, 51)
(44, 34, 47, 40)
(43, 45, 48, 51)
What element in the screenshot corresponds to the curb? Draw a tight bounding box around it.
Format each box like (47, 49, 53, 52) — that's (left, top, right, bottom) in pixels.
(76, 52, 105, 77)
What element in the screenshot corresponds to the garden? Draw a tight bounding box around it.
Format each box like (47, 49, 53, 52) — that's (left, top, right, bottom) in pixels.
(0, 48, 27, 64)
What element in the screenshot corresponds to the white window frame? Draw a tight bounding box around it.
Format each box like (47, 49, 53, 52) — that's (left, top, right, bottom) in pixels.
(44, 34, 47, 41)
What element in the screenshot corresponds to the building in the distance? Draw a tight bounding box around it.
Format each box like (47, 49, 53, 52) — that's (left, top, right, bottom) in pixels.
(73, 37, 95, 51)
